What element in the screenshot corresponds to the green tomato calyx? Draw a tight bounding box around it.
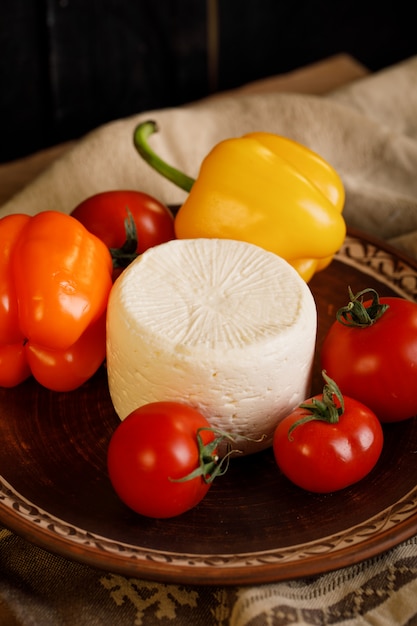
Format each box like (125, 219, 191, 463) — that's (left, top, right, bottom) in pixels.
(170, 428, 266, 485)
(110, 207, 139, 269)
(288, 370, 344, 440)
(336, 287, 389, 327)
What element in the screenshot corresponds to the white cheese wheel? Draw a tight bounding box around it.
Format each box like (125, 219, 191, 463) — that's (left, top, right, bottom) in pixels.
(106, 238, 317, 455)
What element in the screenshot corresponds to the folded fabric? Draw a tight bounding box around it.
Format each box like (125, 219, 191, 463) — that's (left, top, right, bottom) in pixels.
(2, 56, 417, 260)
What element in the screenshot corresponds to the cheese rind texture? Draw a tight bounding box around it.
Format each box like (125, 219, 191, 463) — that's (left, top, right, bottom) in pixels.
(106, 238, 317, 454)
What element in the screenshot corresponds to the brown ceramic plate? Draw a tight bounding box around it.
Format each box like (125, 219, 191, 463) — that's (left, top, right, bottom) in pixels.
(1, 228, 417, 586)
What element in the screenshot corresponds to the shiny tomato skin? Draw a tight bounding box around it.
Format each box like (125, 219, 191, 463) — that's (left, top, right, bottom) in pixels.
(71, 190, 175, 255)
(107, 402, 215, 519)
(321, 297, 417, 422)
(273, 396, 383, 493)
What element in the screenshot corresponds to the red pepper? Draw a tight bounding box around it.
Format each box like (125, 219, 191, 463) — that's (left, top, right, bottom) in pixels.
(0, 211, 113, 391)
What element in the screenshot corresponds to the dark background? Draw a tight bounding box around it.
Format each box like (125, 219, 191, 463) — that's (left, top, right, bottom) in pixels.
(1, 0, 416, 163)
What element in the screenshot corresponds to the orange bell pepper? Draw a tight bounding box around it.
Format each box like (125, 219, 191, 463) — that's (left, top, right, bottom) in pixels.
(0, 211, 113, 391)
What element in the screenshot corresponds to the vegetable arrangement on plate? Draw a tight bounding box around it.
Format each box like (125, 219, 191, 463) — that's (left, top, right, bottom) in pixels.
(1, 122, 417, 518)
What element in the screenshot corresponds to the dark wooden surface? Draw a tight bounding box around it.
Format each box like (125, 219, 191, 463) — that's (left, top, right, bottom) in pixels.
(1, 0, 416, 163)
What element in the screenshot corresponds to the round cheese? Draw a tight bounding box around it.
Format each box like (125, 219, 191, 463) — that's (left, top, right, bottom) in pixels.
(106, 238, 317, 455)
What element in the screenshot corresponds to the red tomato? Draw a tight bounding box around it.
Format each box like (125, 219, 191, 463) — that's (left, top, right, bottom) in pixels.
(321, 290, 417, 422)
(273, 394, 383, 493)
(107, 402, 219, 518)
(71, 190, 175, 276)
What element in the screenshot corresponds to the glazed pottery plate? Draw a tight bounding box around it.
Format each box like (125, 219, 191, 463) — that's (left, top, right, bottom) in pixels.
(1, 228, 417, 585)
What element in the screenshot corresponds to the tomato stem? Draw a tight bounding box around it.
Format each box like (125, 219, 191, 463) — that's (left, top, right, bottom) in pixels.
(288, 371, 344, 440)
(336, 287, 389, 327)
(109, 208, 139, 268)
(170, 428, 265, 485)
(133, 120, 196, 193)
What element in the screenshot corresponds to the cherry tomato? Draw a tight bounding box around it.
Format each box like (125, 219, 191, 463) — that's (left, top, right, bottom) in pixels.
(71, 190, 175, 277)
(107, 402, 220, 518)
(321, 288, 417, 422)
(273, 374, 384, 493)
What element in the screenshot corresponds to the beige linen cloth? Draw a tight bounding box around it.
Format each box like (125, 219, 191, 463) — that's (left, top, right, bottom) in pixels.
(2, 56, 417, 625)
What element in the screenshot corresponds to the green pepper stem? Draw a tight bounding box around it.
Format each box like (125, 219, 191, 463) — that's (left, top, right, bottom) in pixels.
(133, 120, 195, 193)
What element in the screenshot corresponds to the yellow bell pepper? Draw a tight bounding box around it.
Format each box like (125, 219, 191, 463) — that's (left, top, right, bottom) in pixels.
(133, 121, 346, 282)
